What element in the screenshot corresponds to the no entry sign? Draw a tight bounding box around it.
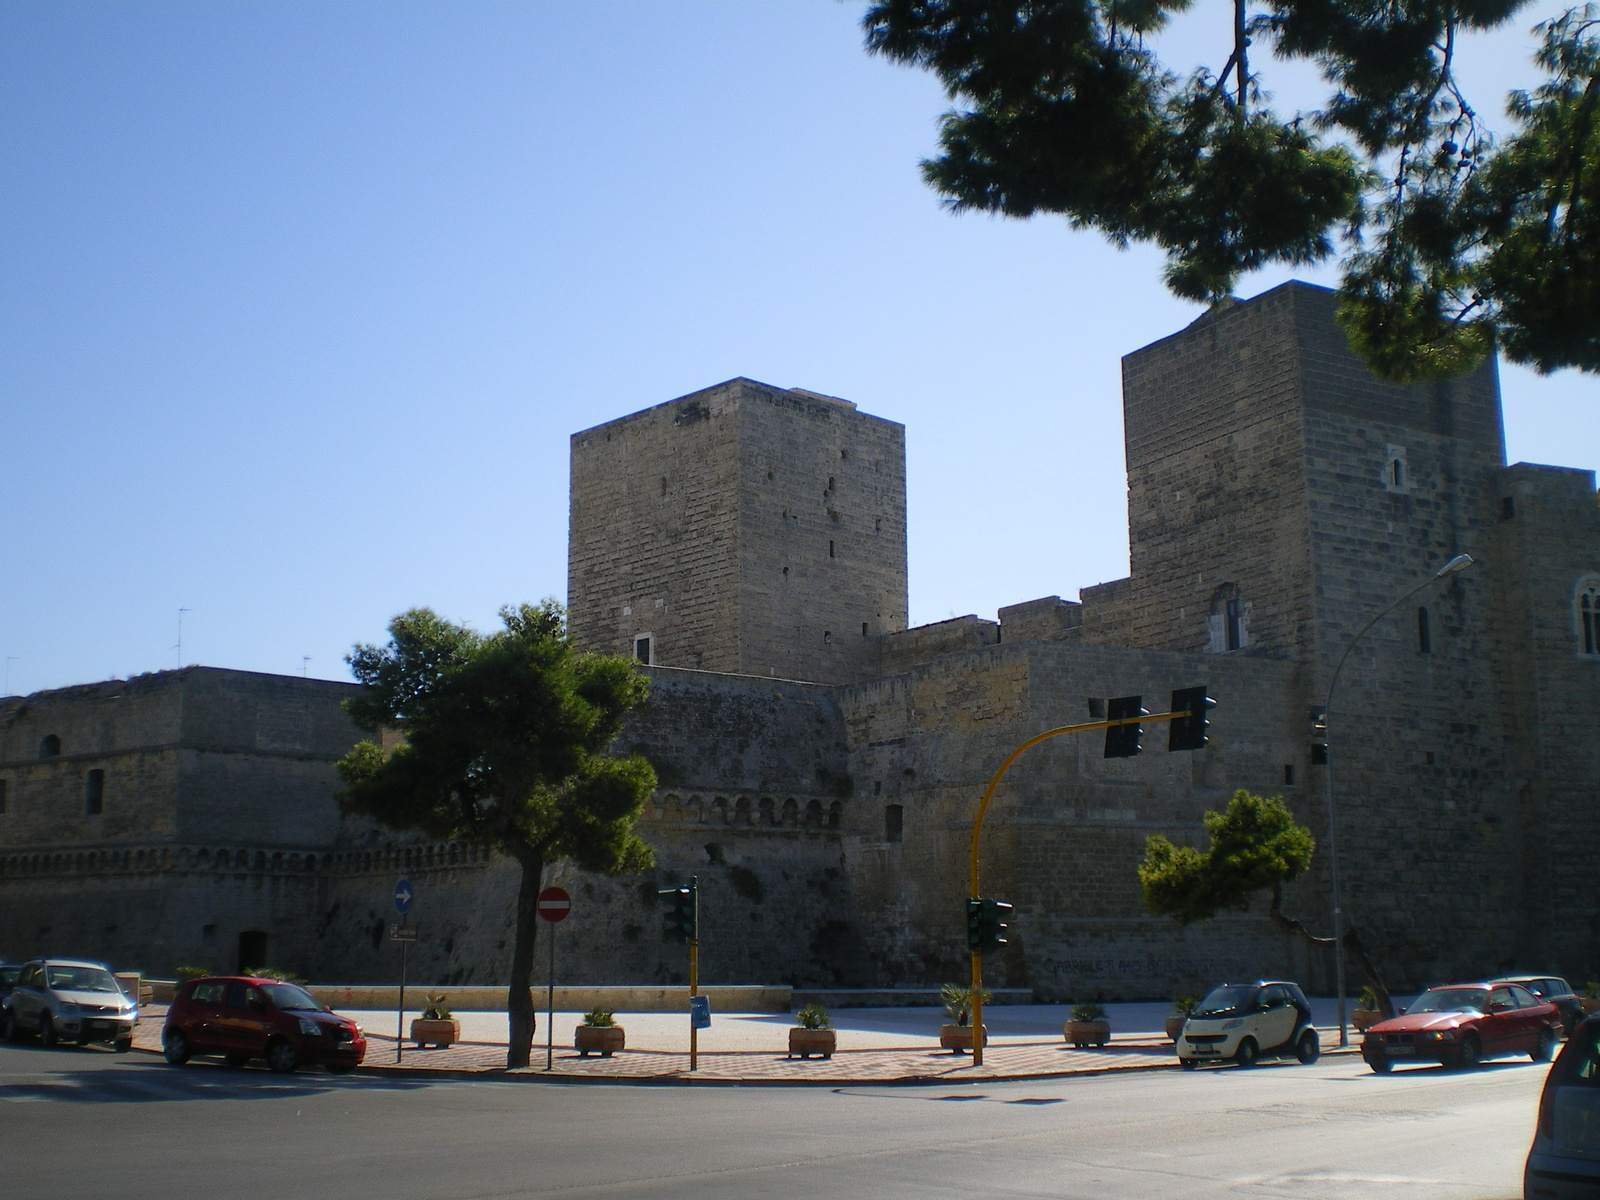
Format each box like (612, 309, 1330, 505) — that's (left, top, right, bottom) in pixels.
(537, 886, 571, 923)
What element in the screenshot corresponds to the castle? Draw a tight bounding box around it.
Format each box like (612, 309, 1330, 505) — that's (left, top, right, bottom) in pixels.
(3, 281, 1596, 999)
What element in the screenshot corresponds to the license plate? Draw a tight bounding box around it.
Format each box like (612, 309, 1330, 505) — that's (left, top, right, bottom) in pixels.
(87, 1020, 111, 1031)
(1192, 1046, 1218, 1055)
(1385, 1045, 1415, 1056)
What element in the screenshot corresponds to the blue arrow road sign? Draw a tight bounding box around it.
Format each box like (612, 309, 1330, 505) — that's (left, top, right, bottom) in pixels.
(394, 878, 413, 914)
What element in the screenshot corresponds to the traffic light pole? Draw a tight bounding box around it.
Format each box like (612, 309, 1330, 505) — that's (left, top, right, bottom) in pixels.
(967, 708, 1193, 1066)
(689, 876, 699, 1073)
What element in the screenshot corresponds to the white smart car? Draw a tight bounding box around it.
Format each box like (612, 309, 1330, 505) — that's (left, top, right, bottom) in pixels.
(1177, 980, 1320, 1069)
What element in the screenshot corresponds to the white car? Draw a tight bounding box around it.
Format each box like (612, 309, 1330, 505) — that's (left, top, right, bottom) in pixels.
(1178, 980, 1320, 1069)
(1, 958, 138, 1051)
(1526, 1013, 1600, 1198)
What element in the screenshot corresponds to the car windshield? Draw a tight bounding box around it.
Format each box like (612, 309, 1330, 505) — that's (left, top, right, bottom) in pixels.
(260, 983, 323, 1012)
(1407, 987, 1488, 1014)
(1194, 985, 1257, 1017)
(45, 965, 119, 993)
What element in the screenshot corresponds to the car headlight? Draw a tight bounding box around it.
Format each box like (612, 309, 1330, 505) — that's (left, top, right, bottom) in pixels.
(298, 1018, 322, 1037)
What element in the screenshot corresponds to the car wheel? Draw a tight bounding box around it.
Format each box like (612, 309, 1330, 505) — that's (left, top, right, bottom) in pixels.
(224, 1052, 251, 1068)
(114, 1037, 132, 1054)
(326, 1061, 357, 1075)
(162, 1029, 191, 1065)
(1367, 1056, 1393, 1074)
(1532, 1028, 1554, 1062)
(0, 1009, 15, 1042)
(39, 1015, 57, 1048)
(1454, 1034, 1482, 1069)
(1234, 1037, 1259, 1068)
(1296, 1028, 1320, 1064)
(265, 1038, 298, 1074)
(1179, 1058, 1197, 1071)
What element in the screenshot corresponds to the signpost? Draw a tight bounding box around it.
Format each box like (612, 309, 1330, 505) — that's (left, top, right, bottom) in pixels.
(393, 878, 413, 1063)
(537, 885, 571, 1071)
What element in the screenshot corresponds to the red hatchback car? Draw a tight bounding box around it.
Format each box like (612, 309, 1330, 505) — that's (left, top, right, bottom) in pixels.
(1363, 981, 1561, 1072)
(162, 976, 366, 1074)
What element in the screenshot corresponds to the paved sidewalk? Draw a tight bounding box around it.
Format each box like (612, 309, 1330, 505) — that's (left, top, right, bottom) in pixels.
(132, 1003, 1358, 1085)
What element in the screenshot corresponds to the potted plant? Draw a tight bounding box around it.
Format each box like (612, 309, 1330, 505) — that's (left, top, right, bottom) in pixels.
(938, 983, 990, 1054)
(788, 1003, 836, 1059)
(574, 1006, 626, 1057)
(1352, 986, 1383, 1031)
(1166, 995, 1199, 1043)
(410, 994, 461, 1049)
(1064, 1001, 1111, 1048)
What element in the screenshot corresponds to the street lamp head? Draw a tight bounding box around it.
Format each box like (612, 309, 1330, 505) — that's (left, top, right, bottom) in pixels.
(1435, 553, 1474, 578)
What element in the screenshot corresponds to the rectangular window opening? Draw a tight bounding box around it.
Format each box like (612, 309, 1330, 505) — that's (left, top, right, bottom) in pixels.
(828, 540, 835, 558)
(85, 768, 105, 816)
(1417, 606, 1432, 654)
(1283, 764, 1296, 786)
(861, 622, 869, 636)
(884, 804, 903, 843)
(1225, 599, 1244, 652)
(633, 636, 653, 665)
(1500, 496, 1516, 521)
(0, 778, 7, 814)
(1311, 743, 1328, 765)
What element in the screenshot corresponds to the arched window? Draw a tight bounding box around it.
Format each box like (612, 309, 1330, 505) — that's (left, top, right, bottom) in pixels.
(39, 734, 61, 759)
(1579, 577, 1600, 656)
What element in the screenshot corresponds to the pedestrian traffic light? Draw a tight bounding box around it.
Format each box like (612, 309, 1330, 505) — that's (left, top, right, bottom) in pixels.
(1310, 707, 1328, 764)
(1167, 686, 1215, 752)
(1104, 695, 1147, 758)
(978, 899, 1012, 953)
(659, 883, 695, 944)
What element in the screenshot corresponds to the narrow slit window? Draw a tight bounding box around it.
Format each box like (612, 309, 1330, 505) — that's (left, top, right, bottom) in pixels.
(884, 804, 903, 843)
(829, 540, 835, 558)
(1225, 599, 1244, 652)
(1417, 606, 1432, 654)
(1283, 764, 1296, 786)
(1580, 583, 1600, 655)
(85, 769, 105, 816)
(823, 630, 832, 644)
(861, 622, 869, 636)
(633, 635, 653, 665)
(0, 778, 7, 814)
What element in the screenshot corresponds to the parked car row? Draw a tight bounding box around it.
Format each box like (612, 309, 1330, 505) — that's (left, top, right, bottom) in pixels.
(0, 959, 367, 1074)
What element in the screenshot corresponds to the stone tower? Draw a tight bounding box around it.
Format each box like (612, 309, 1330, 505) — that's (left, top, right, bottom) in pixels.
(568, 377, 907, 684)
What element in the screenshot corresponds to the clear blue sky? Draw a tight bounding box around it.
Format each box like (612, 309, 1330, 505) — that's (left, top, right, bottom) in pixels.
(2, 1, 1593, 696)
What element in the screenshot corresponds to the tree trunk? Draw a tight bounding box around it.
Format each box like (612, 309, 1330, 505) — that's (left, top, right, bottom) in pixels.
(505, 847, 544, 1069)
(1270, 882, 1396, 1016)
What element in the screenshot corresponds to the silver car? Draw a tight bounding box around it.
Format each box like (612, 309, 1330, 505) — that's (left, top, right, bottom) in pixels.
(1527, 1014, 1600, 1198)
(1, 959, 138, 1051)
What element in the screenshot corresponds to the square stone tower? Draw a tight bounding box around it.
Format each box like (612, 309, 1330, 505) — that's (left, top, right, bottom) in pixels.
(568, 378, 907, 684)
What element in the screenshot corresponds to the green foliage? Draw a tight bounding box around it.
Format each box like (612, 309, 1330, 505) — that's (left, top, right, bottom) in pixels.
(246, 967, 307, 984)
(581, 1006, 616, 1028)
(1171, 994, 1201, 1016)
(864, 0, 1600, 379)
(175, 966, 210, 984)
(337, 602, 657, 876)
(1070, 1001, 1107, 1023)
(1138, 789, 1316, 925)
(940, 983, 993, 1026)
(1357, 986, 1381, 1010)
(795, 1003, 834, 1030)
(1584, 980, 1600, 999)
(422, 994, 453, 1021)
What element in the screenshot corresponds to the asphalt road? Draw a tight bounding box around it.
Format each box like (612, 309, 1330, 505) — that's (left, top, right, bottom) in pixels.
(0, 1040, 1544, 1199)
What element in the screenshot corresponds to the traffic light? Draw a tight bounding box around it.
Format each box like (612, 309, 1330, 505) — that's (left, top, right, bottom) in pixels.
(1104, 695, 1147, 758)
(659, 883, 696, 944)
(978, 899, 1013, 953)
(1167, 686, 1215, 752)
(1310, 707, 1328, 764)
(966, 898, 983, 952)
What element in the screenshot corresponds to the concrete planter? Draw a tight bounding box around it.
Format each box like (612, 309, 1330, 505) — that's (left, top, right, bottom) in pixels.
(1065, 1019, 1111, 1048)
(939, 1024, 987, 1054)
(1165, 1016, 1187, 1043)
(788, 1028, 836, 1059)
(410, 1018, 460, 1048)
(1352, 1008, 1383, 1031)
(575, 1025, 626, 1058)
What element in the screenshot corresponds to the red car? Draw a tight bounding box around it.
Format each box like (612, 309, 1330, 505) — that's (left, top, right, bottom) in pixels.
(1363, 981, 1561, 1072)
(162, 976, 366, 1074)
